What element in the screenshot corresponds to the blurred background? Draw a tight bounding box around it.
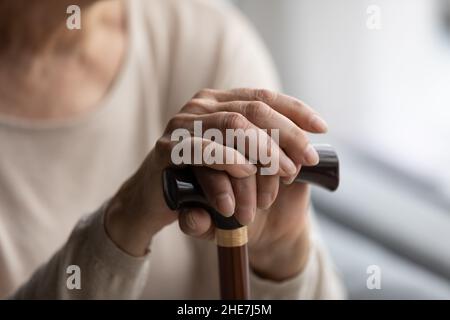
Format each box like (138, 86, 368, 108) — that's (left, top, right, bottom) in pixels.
(231, 0, 450, 299)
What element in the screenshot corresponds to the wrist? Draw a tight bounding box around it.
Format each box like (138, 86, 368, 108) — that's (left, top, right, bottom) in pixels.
(249, 221, 311, 281)
(104, 197, 157, 257)
(104, 170, 176, 257)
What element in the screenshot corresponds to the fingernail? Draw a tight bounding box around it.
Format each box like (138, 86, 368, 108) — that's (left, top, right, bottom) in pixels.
(281, 164, 301, 185)
(304, 144, 320, 165)
(258, 192, 273, 209)
(310, 114, 328, 132)
(283, 158, 297, 175)
(216, 193, 235, 217)
(284, 175, 296, 185)
(185, 210, 197, 230)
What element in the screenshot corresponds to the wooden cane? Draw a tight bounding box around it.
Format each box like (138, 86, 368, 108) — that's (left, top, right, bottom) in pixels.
(162, 144, 339, 300)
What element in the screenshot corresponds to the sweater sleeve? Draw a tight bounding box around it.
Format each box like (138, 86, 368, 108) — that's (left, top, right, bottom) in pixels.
(11, 204, 152, 299)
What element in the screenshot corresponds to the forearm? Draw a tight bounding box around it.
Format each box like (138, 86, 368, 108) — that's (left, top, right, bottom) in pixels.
(11, 205, 151, 299)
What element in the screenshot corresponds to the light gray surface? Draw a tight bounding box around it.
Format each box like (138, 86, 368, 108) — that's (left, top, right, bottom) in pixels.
(311, 143, 450, 298)
(312, 144, 450, 280)
(317, 213, 450, 299)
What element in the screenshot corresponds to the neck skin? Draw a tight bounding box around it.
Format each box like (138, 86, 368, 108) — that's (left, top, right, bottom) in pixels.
(0, 0, 127, 120)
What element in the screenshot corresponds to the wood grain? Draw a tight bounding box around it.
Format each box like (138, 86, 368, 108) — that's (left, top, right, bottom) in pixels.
(217, 244, 250, 300)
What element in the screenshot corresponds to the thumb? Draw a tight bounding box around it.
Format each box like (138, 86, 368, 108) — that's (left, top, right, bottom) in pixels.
(178, 208, 215, 240)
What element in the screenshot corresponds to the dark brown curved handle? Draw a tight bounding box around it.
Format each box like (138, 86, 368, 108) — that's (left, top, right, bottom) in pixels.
(162, 144, 339, 229)
(295, 144, 340, 191)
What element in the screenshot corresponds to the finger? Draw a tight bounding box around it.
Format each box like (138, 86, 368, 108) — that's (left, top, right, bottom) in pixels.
(281, 164, 302, 185)
(180, 99, 319, 167)
(210, 88, 328, 133)
(214, 101, 320, 166)
(192, 88, 223, 101)
(231, 175, 257, 225)
(194, 167, 235, 217)
(178, 208, 215, 240)
(155, 136, 257, 178)
(166, 112, 297, 175)
(256, 174, 279, 210)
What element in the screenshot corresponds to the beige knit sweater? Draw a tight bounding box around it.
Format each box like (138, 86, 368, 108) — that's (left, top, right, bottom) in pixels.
(0, 0, 345, 299)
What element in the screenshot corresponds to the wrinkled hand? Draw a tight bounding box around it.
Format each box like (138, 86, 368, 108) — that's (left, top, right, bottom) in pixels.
(105, 88, 328, 280)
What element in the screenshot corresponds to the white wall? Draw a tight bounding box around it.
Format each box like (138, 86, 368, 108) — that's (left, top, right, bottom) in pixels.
(236, 0, 450, 194)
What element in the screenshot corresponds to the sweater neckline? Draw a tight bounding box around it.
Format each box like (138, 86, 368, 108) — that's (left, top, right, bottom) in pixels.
(0, 0, 136, 133)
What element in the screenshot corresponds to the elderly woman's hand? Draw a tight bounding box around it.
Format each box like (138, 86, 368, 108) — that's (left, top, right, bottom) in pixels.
(105, 88, 328, 280)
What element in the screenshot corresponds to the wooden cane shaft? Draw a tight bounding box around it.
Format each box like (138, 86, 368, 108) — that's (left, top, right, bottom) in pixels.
(216, 227, 250, 300)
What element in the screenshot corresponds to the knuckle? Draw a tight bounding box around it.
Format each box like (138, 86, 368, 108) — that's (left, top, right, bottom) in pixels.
(211, 177, 231, 196)
(289, 126, 308, 146)
(154, 137, 171, 159)
(182, 99, 207, 113)
(166, 114, 185, 130)
(194, 88, 216, 99)
(293, 99, 304, 109)
(245, 101, 272, 121)
(211, 187, 230, 200)
(197, 170, 231, 196)
(292, 99, 306, 115)
(256, 89, 276, 103)
(233, 177, 251, 193)
(223, 112, 248, 129)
